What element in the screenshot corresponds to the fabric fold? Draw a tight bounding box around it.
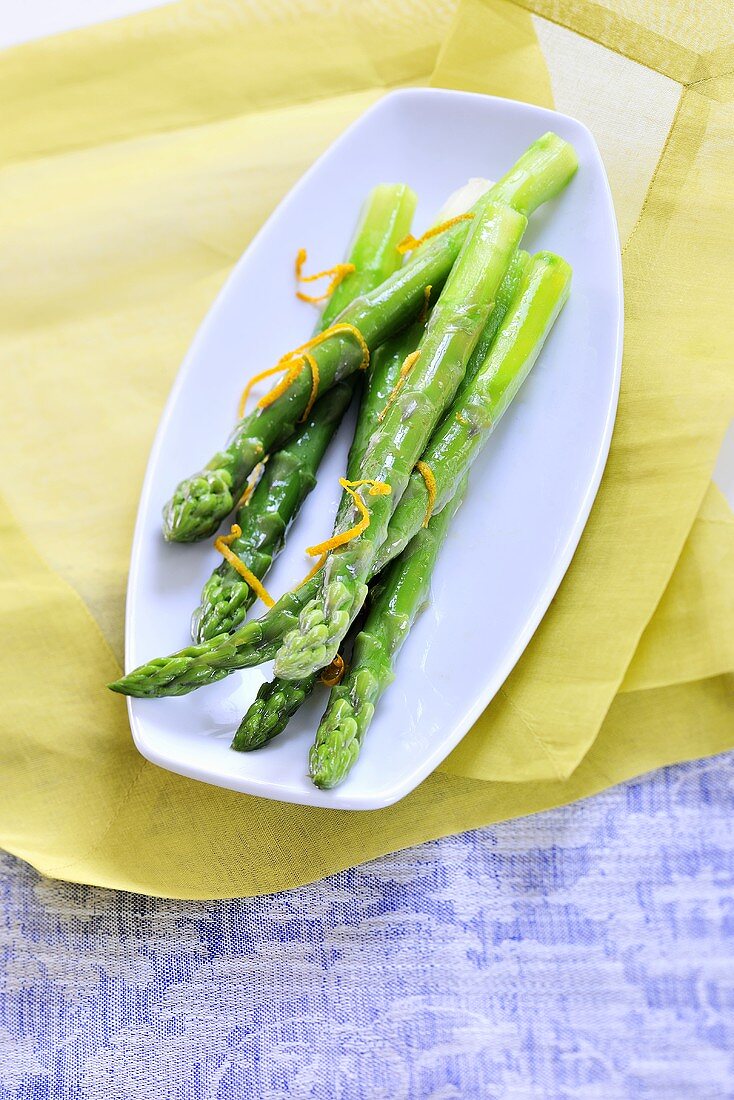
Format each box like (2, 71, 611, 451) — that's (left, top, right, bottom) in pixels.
(1, 0, 732, 898)
(433, 0, 734, 783)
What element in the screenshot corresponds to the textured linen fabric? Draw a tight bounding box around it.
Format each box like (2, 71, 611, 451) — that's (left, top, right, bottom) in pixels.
(1, 751, 733, 1098)
(0, 0, 733, 898)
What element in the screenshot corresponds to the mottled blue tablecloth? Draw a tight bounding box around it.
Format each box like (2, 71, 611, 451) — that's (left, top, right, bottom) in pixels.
(1, 752, 733, 1099)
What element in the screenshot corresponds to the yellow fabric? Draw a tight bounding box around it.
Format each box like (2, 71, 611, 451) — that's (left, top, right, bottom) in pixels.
(444, 483, 734, 780)
(0, 0, 732, 898)
(620, 484, 734, 694)
(532, 15, 682, 241)
(440, 0, 734, 782)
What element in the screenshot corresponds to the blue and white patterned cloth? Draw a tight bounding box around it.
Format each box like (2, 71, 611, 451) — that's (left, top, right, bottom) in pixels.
(1, 752, 733, 1099)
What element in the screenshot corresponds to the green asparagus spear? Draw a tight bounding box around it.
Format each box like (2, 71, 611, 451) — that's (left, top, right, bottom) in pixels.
(113, 594, 306, 698)
(309, 475, 469, 788)
(114, 321, 427, 700)
(274, 201, 527, 680)
(162, 133, 577, 541)
(227, 253, 532, 745)
(310, 255, 571, 787)
(321, 184, 419, 321)
(193, 184, 418, 642)
(191, 383, 352, 640)
(232, 318, 426, 750)
(234, 671, 320, 751)
(462, 247, 529, 390)
(110, 249, 571, 698)
(375, 250, 572, 569)
(233, 671, 320, 751)
(232, 253, 531, 739)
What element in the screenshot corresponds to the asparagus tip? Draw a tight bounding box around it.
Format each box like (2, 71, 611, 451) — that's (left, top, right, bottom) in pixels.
(162, 468, 234, 542)
(274, 602, 334, 681)
(232, 672, 320, 751)
(309, 696, 367, 789)
(231, 697, 269, 751)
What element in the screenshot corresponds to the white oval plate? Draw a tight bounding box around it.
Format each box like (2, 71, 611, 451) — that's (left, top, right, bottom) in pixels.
(125, 88, 622, 810)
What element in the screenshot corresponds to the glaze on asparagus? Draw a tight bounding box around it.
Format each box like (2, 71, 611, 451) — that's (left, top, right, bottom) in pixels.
(162, 134, 577, 541)
(232, 319, 426, 750)
(375, 251, 571, 569)
(274, 201, 527, 679)
(193, 184, 417, 640)
(111, 250, 572, 699)
(309, 475, 468, 788)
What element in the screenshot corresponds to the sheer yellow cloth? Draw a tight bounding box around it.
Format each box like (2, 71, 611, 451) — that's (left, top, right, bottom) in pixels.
(0, 0, 731, 897)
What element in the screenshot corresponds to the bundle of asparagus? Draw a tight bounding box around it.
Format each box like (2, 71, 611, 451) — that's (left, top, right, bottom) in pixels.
(110, 132, 577, 792)
(192, 183, 417, 642)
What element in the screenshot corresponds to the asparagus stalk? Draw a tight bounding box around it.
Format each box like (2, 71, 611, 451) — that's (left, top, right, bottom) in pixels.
(233, 671, 320, 751)
(462, 247, 529, 391)
(274, 201, 527, 680)
(192, 383, 352, 640)
(230, 253, 530, 745)
(232, 319, 426, 750)
(110, 250, 571, 699)
(193, 184, 418, 642)
(232, 252, 531, 744)
(309, 475, 468, 788)
(114, 321, 427, 702)
(375, 250, 571, 568)
(309, 257, 571, 789)
(162, 133, 577, 541)
(322, 184, 419, 320)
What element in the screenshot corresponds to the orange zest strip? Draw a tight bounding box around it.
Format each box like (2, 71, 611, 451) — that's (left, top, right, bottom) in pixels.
(306, 478, 391, 558)
(295, 247, 356, 304)
(415, 461, 437, 528)
(280, 322, 370, 374)
(237, 459, 268, 507)
(320, 654, 346, 687)
(397, 213, 474, 255)
(238, 357, 315, 419)
(296, 551, 327, 589)
(377, 349, 420, 423)
(239, 364, 290, 419)
(256, 359, 304, 411)
(298, 353, 319, 423)
(214, 524, 275, 608)
(238, 323, 369, 419)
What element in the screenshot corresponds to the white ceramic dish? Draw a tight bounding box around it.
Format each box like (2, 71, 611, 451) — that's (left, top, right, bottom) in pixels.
(125, 88, 622, 810)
